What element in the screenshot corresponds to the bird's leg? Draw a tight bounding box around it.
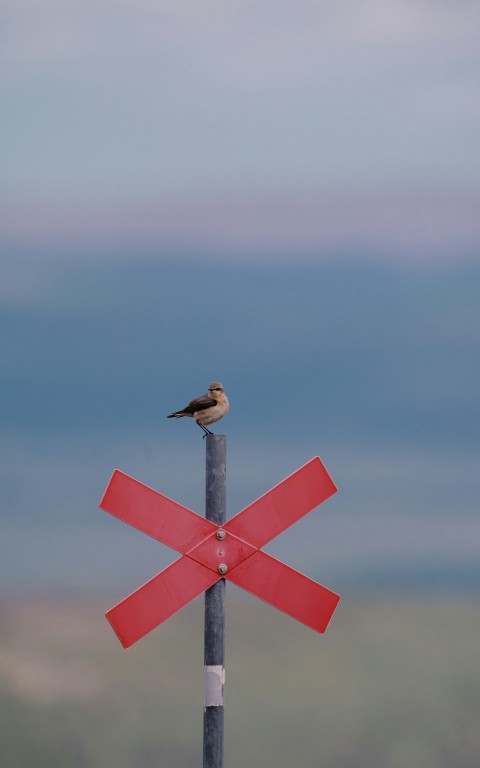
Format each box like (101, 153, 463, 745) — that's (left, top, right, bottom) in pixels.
(198, 423, 213, 438)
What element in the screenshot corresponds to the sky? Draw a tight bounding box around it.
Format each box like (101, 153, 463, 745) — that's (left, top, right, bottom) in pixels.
(2, 0, 480, 256)
(1, 259, 479, 598)
(1, 1, 479, 600)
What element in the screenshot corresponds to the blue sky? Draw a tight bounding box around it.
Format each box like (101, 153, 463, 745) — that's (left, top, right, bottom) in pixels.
(1, 258, 479, 596)
(1, 1, 479, 598)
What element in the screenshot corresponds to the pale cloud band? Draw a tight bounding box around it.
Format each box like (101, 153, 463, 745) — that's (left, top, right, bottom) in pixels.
(1, 188, 480, 262)
(1, 0, 479, 261)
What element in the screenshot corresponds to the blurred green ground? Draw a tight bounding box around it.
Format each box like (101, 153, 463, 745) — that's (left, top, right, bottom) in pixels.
(1, 594, 479, 768)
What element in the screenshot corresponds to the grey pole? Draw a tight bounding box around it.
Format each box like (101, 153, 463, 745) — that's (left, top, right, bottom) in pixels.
(203, 434, 226, 768)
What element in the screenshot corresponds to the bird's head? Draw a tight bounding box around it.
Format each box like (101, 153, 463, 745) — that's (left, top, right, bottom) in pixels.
(208, 382, 224, 394)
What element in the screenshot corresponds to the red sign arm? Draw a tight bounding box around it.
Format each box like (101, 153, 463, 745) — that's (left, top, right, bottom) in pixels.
(100, 470, 217, 553)
(107, 557, 220, 648)
(225, 457, 337, 549)
(228, 550, 340, 634)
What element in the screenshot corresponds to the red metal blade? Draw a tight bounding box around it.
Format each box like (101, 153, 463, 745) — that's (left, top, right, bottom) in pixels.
(100, 470, 216, 553)
(227, 550, 340, 633)
(225, 457, 337, 549)
(106, 557, 219, 647)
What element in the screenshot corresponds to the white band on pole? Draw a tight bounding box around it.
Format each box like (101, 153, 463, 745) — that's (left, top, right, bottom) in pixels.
(204, 665, 225, 707)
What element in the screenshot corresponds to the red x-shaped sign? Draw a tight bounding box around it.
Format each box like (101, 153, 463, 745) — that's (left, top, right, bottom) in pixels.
(100, 457, 340, 647)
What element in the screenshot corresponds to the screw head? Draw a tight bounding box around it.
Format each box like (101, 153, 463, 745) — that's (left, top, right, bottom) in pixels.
(218, 563, 228, 575)
(216, 529, 227, 540)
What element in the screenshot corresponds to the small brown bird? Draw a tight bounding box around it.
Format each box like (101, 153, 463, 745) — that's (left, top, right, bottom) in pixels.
(167, 382, 229, 437)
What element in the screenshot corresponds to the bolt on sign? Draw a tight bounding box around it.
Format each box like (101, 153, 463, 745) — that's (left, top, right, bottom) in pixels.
(100, 455, 340, 648)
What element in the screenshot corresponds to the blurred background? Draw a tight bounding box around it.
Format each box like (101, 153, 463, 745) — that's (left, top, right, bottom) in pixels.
(1, 1, 479, 766)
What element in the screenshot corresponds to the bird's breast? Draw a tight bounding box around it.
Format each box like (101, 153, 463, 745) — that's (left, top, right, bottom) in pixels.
(195, 400, 228, 425)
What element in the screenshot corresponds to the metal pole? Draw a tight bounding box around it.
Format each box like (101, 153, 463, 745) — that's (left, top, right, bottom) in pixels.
(203, 434, 226, 768)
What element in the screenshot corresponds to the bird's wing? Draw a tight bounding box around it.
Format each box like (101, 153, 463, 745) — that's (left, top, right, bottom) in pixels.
(179, 394, 217, 414)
